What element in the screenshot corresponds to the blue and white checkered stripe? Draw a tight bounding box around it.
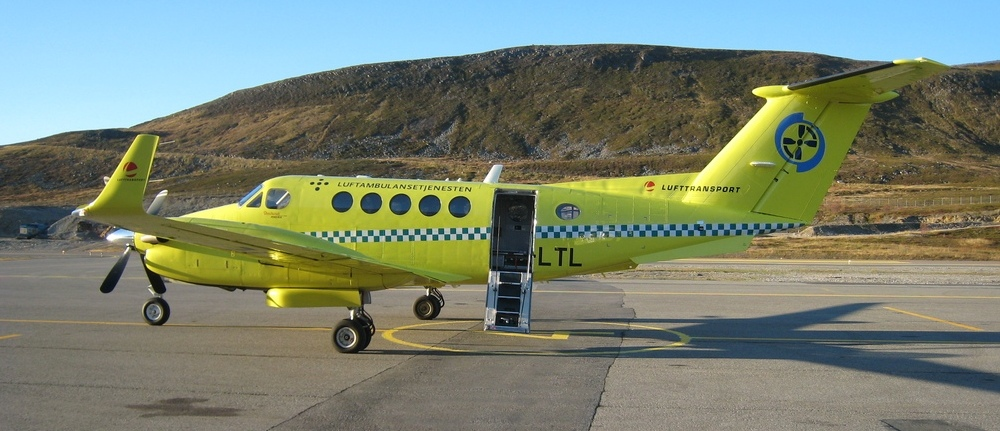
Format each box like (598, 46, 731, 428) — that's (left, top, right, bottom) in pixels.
(310, 227, 491, 243)
(535, 222, 802, 239)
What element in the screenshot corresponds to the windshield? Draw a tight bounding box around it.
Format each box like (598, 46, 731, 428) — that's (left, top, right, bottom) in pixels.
(238, 184, 264, 207)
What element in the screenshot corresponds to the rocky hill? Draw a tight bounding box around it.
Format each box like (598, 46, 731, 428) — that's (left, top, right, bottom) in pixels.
(2, 45, 999, 208)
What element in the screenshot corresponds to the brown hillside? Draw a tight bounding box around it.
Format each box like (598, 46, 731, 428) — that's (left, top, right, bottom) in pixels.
(2, 45, 999, 207)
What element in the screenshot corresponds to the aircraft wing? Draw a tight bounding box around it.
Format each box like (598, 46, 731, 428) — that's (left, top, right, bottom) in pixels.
(75, 134, 468, 287)
(125, 213, 467, 285)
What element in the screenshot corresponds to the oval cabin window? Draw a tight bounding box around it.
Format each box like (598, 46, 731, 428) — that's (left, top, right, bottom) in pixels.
(390, 194, 411, 215)
(556, 203, 581, 220)
(360, 193, 382, 214)
(332, 191, 353, 213)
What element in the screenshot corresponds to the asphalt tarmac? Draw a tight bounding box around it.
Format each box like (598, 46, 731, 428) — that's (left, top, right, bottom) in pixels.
(1, 255, 999, 430)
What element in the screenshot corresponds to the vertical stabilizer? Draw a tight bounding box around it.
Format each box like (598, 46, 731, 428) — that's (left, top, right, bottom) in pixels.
(76, 134, 159, 218)
(682, 58, 948, 223)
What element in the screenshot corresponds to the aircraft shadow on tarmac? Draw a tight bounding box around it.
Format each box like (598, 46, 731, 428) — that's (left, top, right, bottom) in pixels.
(376, 303, 1000, 395)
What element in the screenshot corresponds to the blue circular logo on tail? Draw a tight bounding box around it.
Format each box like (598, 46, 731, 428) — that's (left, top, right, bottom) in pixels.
(775, 113, 825, 173)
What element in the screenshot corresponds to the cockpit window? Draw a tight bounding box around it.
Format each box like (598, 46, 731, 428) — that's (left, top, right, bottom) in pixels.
(265, 188, 291, 209)
(238, 184, 264, 207)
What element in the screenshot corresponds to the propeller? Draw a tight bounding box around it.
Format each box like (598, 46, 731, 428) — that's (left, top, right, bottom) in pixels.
(142, 256, 167, 294)
(99, 246, 132, 293)
(98, 190, 169, 294)
(98, 246, 166, 294)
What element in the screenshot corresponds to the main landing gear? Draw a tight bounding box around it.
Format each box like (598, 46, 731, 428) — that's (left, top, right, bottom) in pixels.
(332, 307, 375, 353)
(413, 287, 445, 320)
(331, 287, 446, 354)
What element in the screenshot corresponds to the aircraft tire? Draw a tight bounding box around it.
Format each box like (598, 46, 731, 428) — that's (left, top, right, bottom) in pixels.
(141, 297, 170, 326)
(332, 319, 369, 353)
(413, 295, 441, 320)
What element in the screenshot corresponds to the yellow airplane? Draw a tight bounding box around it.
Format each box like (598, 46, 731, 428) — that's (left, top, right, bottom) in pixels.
(74, 58, 949, 353)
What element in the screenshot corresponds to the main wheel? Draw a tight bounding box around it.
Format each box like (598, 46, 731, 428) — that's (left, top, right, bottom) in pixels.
(413, 295, 441, 320)
(332, 319, 370, 353)
(141, 297, 170, 326)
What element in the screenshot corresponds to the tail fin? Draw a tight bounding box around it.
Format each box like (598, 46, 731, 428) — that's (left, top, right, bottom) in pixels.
(683, 58, 948, 222)
(75, 134, 159, 221)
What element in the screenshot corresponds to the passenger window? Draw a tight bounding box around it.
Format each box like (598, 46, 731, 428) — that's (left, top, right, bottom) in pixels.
(360, 193, 382, 214)
(448, 196, 471, 218)
(419, 195, 441, 216)
(556, 203, 581, 220)
(332, 191, 353, 213)
(390, 194, 411, 215)
(265, 188, 291, 209)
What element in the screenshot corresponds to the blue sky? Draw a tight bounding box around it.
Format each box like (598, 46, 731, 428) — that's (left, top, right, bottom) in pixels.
(1, 1, 997, 146)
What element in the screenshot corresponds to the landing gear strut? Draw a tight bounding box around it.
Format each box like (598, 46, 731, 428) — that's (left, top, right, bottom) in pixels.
(413, 287, 445, 320)
(332, 307, 375, 353)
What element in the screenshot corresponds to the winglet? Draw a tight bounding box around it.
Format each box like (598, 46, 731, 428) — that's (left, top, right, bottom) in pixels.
(75, 134, 160, 220)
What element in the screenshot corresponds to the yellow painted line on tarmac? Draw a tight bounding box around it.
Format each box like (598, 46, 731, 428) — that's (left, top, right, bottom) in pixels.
(381, 320, 689, 355)
(883, 307, 984, 332)
(0, 318, 329, 331)
(0, 334, 21, 341)
(487, 331, 570, 340)
(0, 318, 147, 327)
(382, 320, 477, 353)
(595, 322, 691, 352)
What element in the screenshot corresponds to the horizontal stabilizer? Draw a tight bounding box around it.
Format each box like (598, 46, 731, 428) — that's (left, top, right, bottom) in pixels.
(753, 58, 950, 103)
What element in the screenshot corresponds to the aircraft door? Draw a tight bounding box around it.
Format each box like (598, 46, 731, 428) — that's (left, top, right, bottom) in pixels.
(485, 190, 537, 333)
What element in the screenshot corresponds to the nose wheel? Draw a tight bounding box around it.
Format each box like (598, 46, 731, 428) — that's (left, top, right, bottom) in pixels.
(141, 297, 170, 326)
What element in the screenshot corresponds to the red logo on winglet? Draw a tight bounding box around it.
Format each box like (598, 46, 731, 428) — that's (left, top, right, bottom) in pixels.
(644, 180, 656, 192)
(123, 161, 138, 178)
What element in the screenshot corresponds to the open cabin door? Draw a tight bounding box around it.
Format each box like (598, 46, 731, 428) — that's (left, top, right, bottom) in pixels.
(484, 190, 537, 333)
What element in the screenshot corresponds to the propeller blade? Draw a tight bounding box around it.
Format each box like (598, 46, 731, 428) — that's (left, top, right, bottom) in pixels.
(142, 257, 167, 294)
(99, 247, 131, 293)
